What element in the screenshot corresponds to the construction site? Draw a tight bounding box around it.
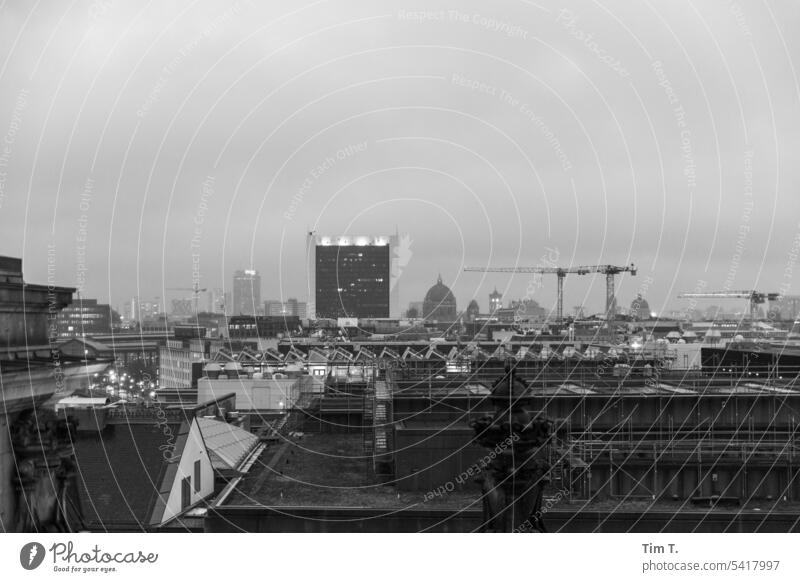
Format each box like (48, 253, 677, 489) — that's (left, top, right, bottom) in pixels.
(207, 339, 800, 532)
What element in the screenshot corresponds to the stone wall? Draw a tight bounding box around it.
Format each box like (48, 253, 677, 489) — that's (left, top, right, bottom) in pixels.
(0, 413, 13, 531)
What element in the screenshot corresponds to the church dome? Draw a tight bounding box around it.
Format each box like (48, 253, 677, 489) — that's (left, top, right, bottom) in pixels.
(423, 275, 458, 321)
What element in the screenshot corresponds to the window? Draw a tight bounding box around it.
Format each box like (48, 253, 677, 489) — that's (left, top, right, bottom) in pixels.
(181, 477, 191, 510)
(194, 460, 201, 492)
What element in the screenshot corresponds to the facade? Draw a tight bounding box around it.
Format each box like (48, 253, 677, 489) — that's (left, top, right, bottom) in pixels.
(197, 375, 314, 411)
(158, 327, 216, 390)
(0, 256, 109, 532)
(307, 234, 399, 319)
(489, 300, 546, 325)
(227, 315, 301, 339)
(56, 297, 114, 337)
(422, 275, 458, 321)
(233, 269, 261, 315)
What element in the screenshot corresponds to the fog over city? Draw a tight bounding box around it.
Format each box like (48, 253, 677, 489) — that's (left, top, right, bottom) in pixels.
(1, 0, 799, 315)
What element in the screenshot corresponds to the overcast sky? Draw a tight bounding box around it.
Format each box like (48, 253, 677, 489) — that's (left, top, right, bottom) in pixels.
(2, 0, 799, 316)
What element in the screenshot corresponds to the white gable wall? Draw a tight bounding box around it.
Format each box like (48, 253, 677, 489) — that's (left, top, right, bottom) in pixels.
(158, 419, 215, 525)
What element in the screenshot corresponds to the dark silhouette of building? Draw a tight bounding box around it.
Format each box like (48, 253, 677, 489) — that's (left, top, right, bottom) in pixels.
(422, 275, 457, 321)
(630, 294, 651, 320)
(465, 299, 480, 322)
(309, 235, 392, 318)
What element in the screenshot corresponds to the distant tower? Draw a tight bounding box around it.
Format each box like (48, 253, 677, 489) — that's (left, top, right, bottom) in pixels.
(489, 288, 503, 313)
(233, 269, 261, 315)
(630, 293, 651, 320)
(466, 299, 480, 322)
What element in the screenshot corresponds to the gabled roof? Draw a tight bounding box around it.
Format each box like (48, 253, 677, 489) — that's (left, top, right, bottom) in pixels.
(214, 347, 236, 362)
(424, 346, 447, 360)
(379, 347, 400, 360)
(283, 346, 306, 362)
(262, 347, 284, 363)
(401, 347, 424, 360)
(196, 417, 260, 471)
(331, 347, 354, 362)
(354, 347, 376, 362)
(307, 348, 330, 363)
(445, 346, 462, 359)
(238, 347, 262, 363)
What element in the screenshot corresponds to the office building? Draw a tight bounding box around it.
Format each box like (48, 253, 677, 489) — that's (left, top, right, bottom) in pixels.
(233, 269, 261, 315)
(265, 298, 307, 318)
(56, 297, 115, 337)
(307, 234, 399, 319)
(158, 326, 217, 392)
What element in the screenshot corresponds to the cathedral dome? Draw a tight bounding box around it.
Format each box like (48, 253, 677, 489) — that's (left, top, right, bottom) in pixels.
(423, 275, 458, 321)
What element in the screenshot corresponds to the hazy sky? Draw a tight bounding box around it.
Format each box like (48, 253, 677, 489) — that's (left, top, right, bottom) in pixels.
(2, 0, 799, 316)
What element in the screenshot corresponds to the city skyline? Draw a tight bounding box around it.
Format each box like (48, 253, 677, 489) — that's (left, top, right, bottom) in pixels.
(5, 0, 800, 553)
(2, 1, 799, 321)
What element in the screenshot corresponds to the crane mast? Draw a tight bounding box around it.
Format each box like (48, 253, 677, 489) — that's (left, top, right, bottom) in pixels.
(464, 263, 637, 328)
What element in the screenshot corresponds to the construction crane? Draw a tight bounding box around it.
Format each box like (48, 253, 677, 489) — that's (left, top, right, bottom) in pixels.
(678, 290, 781, 320)
(166, 283, 207, 314)
(463, 263, 637, 324)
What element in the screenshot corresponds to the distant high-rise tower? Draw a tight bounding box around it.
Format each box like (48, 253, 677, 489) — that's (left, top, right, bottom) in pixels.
(489, 288, 503, 313)
(208, 287, 227, 314)
(307, 234, 399, 319)
(233, 269, 261, 315)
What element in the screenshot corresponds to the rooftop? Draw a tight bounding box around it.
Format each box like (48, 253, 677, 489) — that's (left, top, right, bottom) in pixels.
(225, 433, 477, 510)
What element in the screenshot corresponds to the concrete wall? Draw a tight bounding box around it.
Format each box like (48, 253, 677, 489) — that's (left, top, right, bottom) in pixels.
(197, 377, 301, 410)
(394, 425, 485, 492)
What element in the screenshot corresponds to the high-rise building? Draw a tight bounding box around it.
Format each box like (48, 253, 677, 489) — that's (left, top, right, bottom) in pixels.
(233, 269, 261, 315)
(206, 288, 222, 313)
(125, 296, 160, 322)
(307, 234, 398, 319)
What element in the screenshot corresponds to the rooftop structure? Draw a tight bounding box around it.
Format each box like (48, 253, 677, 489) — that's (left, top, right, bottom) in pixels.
(206, 339, 800, 532)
